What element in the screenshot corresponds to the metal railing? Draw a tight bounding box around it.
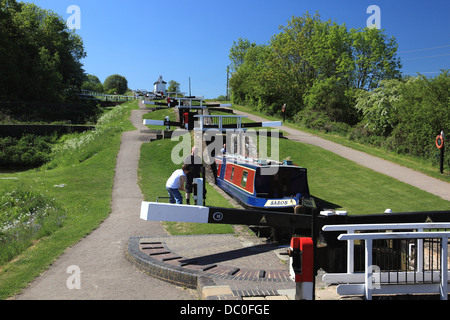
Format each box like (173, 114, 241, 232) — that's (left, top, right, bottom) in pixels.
(322, 223, 450, 300)
(78, 90, 137, 101)
(194, 115, 247, 131)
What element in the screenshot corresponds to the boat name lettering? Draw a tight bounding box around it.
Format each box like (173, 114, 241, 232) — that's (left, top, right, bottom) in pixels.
(264, 199, 296, 207)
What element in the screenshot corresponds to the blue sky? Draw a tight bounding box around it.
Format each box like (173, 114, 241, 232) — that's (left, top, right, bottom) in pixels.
(28, 0, 450, 98)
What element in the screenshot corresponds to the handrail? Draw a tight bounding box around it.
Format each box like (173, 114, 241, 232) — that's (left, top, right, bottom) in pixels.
(339, 231, 449, 300)
(322, 223, 450, 300)
(194, 114, 248, 131)
(323, 223, 450, 274)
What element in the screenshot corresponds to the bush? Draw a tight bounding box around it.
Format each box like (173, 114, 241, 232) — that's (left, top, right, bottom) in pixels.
(303, 77, 359, 125)
(354, 71, 449, 166)
(0, 134, 56, 167)
(0, 186, 66, 265)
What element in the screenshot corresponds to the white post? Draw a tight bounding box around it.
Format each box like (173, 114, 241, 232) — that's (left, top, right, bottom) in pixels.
(194, 178, 203, 206)
(347, 227, 355, 274)
(441, 237, 448, 300)
(365, 239, 373, 300)
(417, 228, 424, 273)
(199, 116, 204, 131)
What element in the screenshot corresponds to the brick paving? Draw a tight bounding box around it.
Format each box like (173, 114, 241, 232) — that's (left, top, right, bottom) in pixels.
(127, 234, 300, 299)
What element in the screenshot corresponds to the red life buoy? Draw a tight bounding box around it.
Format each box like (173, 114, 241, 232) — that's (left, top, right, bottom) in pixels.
(436, 135, 444, 149)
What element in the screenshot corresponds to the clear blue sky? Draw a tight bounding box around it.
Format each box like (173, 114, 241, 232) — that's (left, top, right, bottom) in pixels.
(28, 0, 450, 98)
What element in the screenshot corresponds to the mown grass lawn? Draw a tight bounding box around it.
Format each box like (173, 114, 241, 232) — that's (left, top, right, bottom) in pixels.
(278, 138, 450, 214)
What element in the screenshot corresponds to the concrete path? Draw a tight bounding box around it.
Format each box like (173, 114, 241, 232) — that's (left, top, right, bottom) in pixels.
(233, 109, 450, 202)
(14, 105, 197, 300)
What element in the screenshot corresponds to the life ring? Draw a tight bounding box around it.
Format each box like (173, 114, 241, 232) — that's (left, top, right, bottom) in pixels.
(436, 134, 444, 149)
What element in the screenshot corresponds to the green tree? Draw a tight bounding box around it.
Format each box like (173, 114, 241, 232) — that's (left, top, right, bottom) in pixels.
(103, 74, 128, 95)
(228, 12, 402, 121)
(81, 74, 104, 93)
(354, 71, 449, 162)
(167, 80, 180, 93)
(0, 0, 86, 101)
(303, 77, 358, 124)
(228, 38, 254, 73)
(350, 27, 402, 90)
(392, 71, 450, 157)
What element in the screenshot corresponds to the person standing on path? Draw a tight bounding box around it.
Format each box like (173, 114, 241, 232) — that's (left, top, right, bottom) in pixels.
(166, 164, 191, 204)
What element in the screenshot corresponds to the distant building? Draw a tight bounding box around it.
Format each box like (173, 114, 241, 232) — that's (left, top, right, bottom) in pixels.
(153, 75, 167, 95)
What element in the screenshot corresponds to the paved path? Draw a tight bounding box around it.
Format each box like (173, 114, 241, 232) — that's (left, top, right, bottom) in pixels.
(233, 109, 450, 202)
(15, 105, 197, 300)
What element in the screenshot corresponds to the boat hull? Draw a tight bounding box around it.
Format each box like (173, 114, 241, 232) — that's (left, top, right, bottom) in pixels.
(215, 155, 310, 212)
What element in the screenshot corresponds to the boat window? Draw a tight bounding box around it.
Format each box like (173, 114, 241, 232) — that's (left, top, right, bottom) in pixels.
(241, 171, 248, 188)
(255, 167, 309, 198)
(230, 167, 235, 181)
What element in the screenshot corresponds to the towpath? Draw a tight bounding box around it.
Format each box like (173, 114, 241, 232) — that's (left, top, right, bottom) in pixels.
(232, 109, 450, 202)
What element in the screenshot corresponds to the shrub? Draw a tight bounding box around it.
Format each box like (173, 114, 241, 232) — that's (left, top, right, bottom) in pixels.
(352, 71, 449, 170)
(0, 186, 66, 265)
(303, 77, 359, 125)
(0, 134, 56, 167)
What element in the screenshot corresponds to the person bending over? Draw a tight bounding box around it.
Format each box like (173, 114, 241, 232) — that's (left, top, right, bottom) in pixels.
(166, 164, 191, 204)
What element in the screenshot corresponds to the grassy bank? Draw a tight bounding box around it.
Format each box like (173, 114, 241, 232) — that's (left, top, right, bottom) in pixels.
(0, 101, 138, 299)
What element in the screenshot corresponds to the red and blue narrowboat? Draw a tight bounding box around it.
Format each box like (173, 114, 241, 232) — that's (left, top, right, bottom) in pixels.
(215, 154, 310, 212)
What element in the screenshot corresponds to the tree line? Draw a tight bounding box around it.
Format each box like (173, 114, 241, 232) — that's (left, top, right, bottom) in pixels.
(228, 12, 449, 168)
(81, 74, 129, 95)
(0, 0, 85, 102)
(0, 0, 129, 101)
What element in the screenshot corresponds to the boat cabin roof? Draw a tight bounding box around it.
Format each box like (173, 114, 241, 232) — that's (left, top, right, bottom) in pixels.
(219, 153, 305, 169)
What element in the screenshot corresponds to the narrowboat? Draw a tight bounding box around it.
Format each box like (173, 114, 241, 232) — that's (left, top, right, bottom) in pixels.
(215, 154, 310, 213)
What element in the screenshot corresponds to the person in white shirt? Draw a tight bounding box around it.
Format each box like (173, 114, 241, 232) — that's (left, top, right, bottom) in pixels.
(166, 164, 191, 204)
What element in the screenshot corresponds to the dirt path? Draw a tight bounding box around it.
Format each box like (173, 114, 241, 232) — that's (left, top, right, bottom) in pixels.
(14, 105, 197, 300)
